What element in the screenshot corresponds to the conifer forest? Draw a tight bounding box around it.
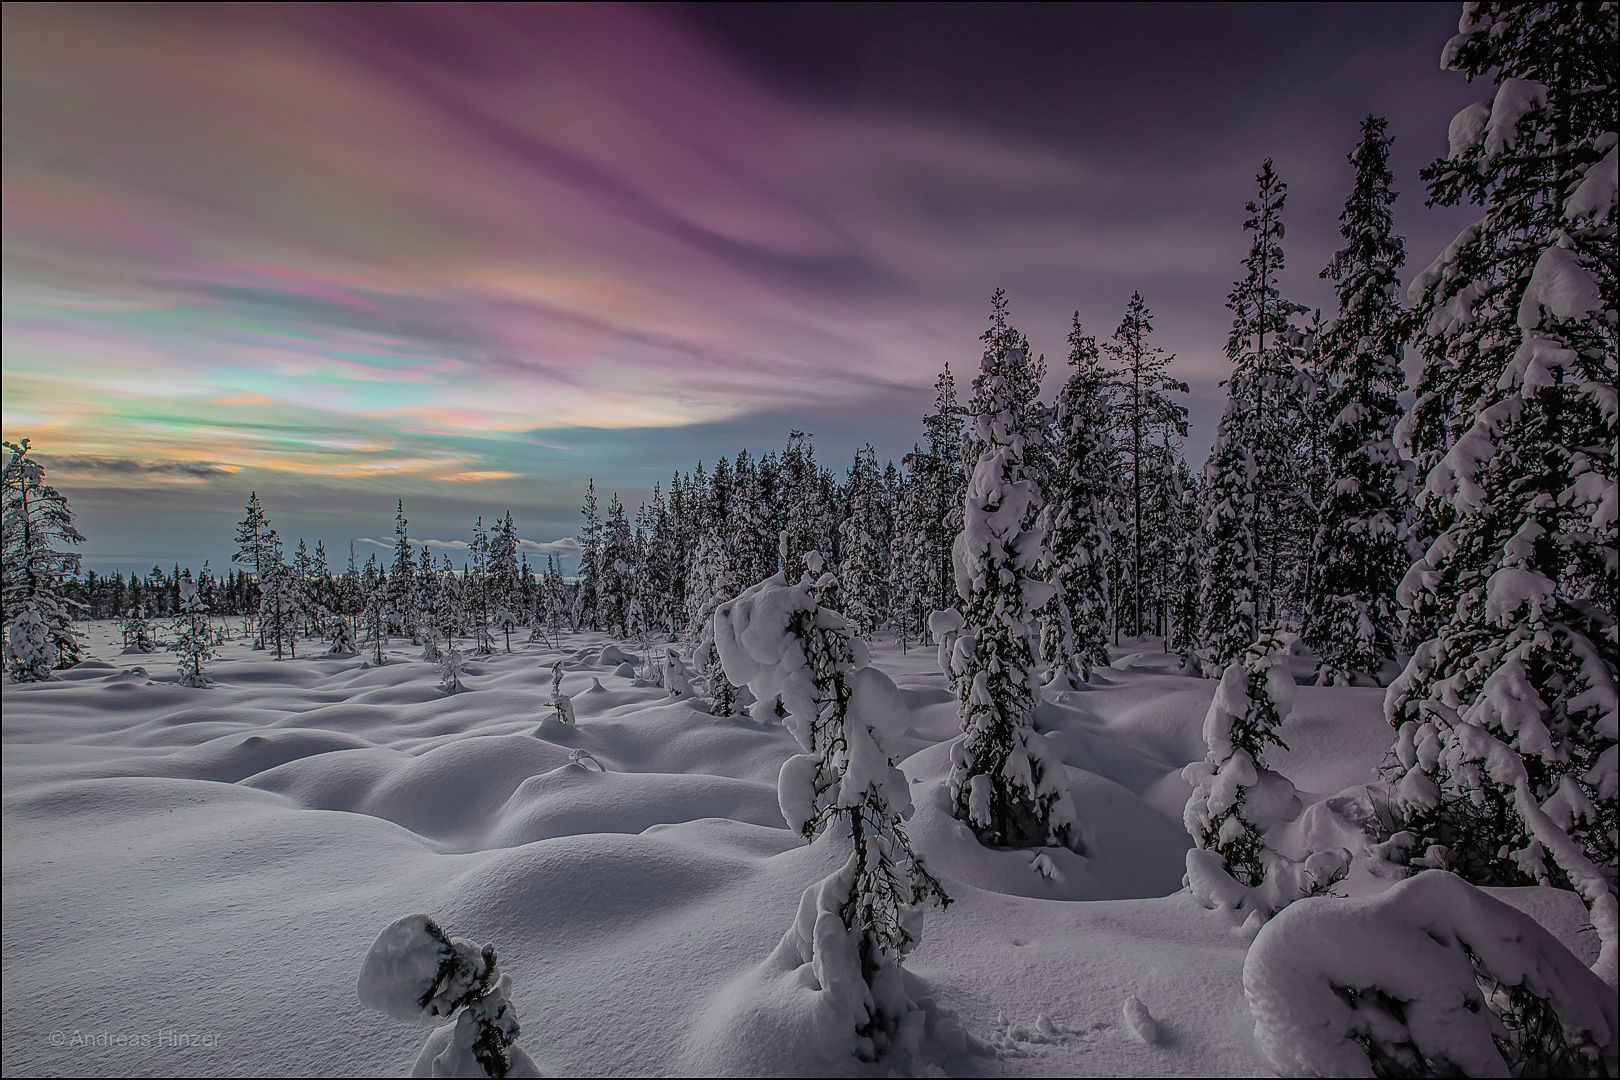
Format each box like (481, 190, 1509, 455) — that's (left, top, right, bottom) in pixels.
(3, 4, 1616, 1077)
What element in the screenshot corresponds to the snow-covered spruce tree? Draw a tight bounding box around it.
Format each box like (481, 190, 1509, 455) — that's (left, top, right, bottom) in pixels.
(358, 914, 539, 1078)
(361, 554, 391, 665)
(232, 491, 273, 649)
(1244, 870, 1618, 1078)
(1223, 159, 1313, 628)
(1184, 628, 1298, 886)
(1197, 400, 1260, 671)
(120, 601, 158, 653)
(390, 500, 418, 645)
(1041, 313, 1116, 684)
(1167, 465, 1203, 667)
(173, 570, 213, 688)
(1303, 115, 1416, 686)
(712, 558, 948, 1061)
(1384, 2, 1618, 982)
(437, 637, 465, 694)
(1103, 293, 1189, 639)
(257, 534, 301, 660)
(1183, 627, 1348, 918)
(577, 480, 602, 632)
(467, 518, 496, 655)
(887, 460, 932, 653)
(489, 512, 522, 652)
(923, 365, 968, 624)
(939, 348, 1079, 850)
(597, 494, 634, 638)
(838, 443, 885, 638)
(1, 438, 85, 680)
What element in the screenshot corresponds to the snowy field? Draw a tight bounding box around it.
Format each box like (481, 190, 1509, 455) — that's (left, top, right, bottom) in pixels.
(1, 622, 1599, 1077)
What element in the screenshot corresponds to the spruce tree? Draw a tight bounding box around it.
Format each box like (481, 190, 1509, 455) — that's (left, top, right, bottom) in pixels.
(1198, 400, 1260, 670)
(389, 500, 418, 644)
(888, 457, 932, 651)
(712, 561, 948, 1059)
(1, 438, 84, 680)
(1224, 160, 1312, 627)
(1385, 3, 1617, 977)
(939, 346, 1079, 850)
(598, 494, 634, 638)
(233, 491, 273, 649)
(838, 444, 885, 638)
(174, 567, 214, 688)
(489, 512, 521, 651)
(1103, 292, 1189, 639)
(1042, 313, 1116, 683)
(1304, 116, 1417, 685)
(922, 365, 967, 624)
(577, 480, 602, 632)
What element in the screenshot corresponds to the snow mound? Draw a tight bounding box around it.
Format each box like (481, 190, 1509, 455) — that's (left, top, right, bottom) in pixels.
(1244, 870, 1618, 1077)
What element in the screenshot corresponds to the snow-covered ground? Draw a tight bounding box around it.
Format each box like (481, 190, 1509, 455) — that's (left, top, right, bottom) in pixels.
(1, 623, 1597, 1076)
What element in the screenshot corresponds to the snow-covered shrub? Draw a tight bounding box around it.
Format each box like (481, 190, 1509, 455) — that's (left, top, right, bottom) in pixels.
(1184, 628, 1348, 919)
(1243, 870, 1618, 1078)
(548, 662, 575, 727)
(1184, 629, 1300, 884)
(357, 914, 539, 1078)
(940, 349, 1079, 850)
(713, 561, 948, 1061)
(326, 615, 357, 657)
(120, 604, 158, 653)
(4, 600, 56, 683)
(438, 639, 464, 694)
(172, 578, 213, 689)
(662, 647, 692, 699)
(420, 626, 444, 664)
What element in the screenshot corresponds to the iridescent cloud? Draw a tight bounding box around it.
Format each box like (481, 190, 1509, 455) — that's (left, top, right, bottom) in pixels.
(2, 3, 1483, 568)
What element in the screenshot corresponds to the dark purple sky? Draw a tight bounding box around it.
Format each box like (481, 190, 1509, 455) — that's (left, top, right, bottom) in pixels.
(2, 2, 1484, 571)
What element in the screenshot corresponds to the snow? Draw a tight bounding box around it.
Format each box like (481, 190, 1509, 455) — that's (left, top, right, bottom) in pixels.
(1244, 870, 1618, 1077)
(1517, 247, 1604, 329)
(1, 622, 1606, 1076)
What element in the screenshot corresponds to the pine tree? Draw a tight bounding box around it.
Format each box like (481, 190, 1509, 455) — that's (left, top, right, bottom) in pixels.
(938, 346, 1079, 850)
(1, 438, 85, 680)
(1384, 3, 1617, 978)
(1198, 400, 1260, 670)
(1042, 313, 1116, 683)
(1304, 116, 1417, 685)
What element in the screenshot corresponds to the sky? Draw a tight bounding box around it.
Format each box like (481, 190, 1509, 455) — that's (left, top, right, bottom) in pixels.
(1, 2, 1486, 575)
